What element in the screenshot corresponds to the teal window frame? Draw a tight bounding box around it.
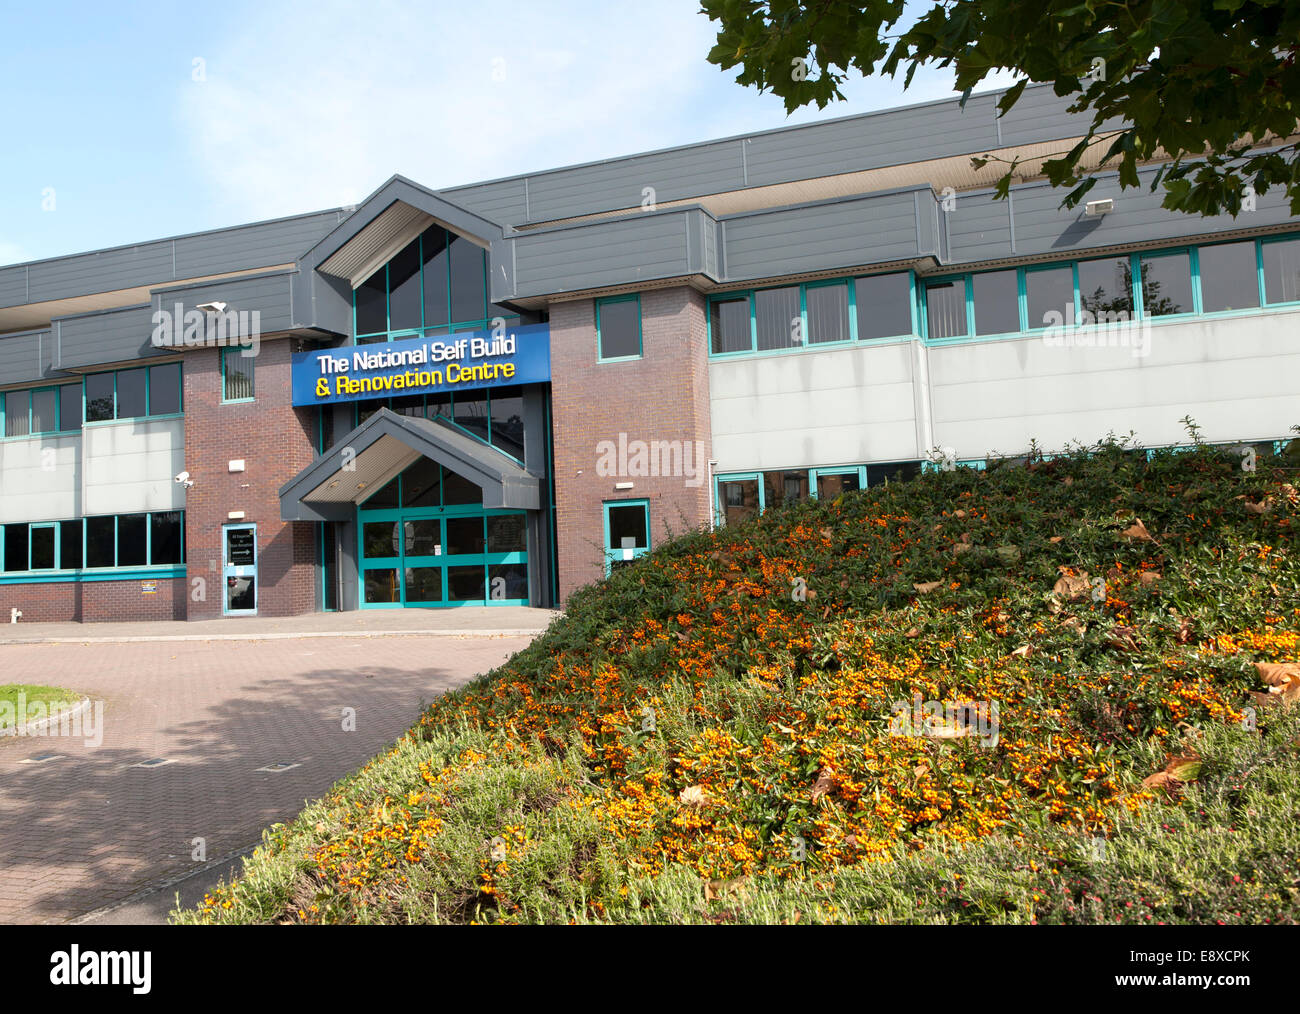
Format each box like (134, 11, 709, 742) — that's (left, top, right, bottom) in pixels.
(221, 348, 255, 403)
(2, 382, 90, 438)
(82, 365, 184, 423)
(1260, 233, 1300, 306)
(349, 389, 526, 466)
(0, 512, 185, 582)
(595, 294, 643, 362)
(1136, 247, 1198, 319)
(602, 498, 651, 575)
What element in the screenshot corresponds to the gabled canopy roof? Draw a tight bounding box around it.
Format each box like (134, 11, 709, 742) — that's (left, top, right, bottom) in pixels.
(299, 175, 505, 289)
(278, 407, 540, 522)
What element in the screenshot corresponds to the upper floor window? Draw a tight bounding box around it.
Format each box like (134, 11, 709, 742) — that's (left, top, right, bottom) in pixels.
(2, 384, 83, 437)
(222, 349, 255, 402)
(84, 364, 183, 422)
(596, 295, 641, 360)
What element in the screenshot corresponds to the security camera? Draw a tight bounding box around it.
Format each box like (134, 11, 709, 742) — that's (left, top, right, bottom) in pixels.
(174, 471, 194, 487)
(195, 301, 228, 314)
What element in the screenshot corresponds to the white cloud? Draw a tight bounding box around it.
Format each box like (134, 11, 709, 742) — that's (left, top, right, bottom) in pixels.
(0, 240, 30, 267)
(176, 0, 1024, 223)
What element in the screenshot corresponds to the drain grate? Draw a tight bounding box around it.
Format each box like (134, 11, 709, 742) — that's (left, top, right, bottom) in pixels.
(255, 762, 301, 773)
(19, 753, 64, 765)
(133, 757, 175, 768)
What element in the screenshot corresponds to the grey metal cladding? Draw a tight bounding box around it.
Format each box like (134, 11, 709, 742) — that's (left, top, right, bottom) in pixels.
(290, 268, 352, 336)
(508, 210, 701, 296)
(173, 210, 340, 277)
(440, 178, 529, 226)
(54, 304, 157, 370)
(723, 189, 926, 281)
(945, 191, 1015, 262)
(152, 270, 296, 333)
(29, 244, 174, 305)
(0, 265, 27, 306)
(0, 329, 55, 386)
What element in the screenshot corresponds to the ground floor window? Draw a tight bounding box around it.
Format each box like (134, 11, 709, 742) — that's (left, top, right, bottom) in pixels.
(603, 499, 650, 574)
(714, 462, 922, 525)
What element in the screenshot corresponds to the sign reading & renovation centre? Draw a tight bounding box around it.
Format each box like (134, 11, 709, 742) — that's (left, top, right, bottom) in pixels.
(291, 322, 550, 407)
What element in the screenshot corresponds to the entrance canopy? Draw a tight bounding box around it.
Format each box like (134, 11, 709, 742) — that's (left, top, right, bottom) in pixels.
(279, 408, 540, 521)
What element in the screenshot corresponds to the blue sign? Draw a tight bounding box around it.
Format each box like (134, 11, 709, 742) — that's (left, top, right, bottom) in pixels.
(291, 322, 550, 407)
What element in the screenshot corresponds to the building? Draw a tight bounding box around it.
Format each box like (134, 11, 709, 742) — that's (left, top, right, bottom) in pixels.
(2, 84, 1297, 622)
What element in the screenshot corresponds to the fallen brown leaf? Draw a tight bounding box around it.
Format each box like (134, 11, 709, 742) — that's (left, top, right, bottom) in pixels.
(913, 581, 942, 594)
(678, 785, 710, 807)
(1053, 568, 1092, 601)
(1255, 662, 1300, 705)
(1122, 519, 1154, 542)
(811, 767, 835, 801)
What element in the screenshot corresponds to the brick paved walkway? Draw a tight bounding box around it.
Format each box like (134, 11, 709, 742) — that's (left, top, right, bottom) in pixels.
(0, 632, 533, 923)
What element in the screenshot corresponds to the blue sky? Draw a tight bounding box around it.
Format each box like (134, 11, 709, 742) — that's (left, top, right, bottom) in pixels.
(0, 0, 1013, 266)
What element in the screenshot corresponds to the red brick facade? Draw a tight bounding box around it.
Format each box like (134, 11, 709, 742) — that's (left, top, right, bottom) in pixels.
(550, 286, 713, 602)
(0, 576, 186, 624)
(181, 339, 319, 620)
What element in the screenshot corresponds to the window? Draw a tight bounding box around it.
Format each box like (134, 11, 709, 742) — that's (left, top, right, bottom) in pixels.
(421, 226, 451, 329)
(763, 469, 810, 510)
(29, 525, 56, 570)
(149, 363, 182, 415)
(816, 471, 861, 498)
(596, 296, 641, 360)
(223, 348, 255, 401)
(719, 477, 759, 526)
(755, 286, 801, 351)
(1140, 252, 1194, 316)
(59, 385, 81, 430)
(60, 520, 82, 570)
(150, 511, 184, 565)
(866, 461, 922, 486)
(116, 368, 147, 419)
(1078, 257, 1134, 321)
(388, 239, 423, 332)
(604, 500, 650, 573)
(1198, 241, 1260, 312)
(710, 296, 751, 354)
(449, 234, 487, 325)
(1026, 266, 1075, 329)
(86, 516, 115, 567)
(488, 385, 525, 461)
(805, 283, 851, 344)
(2, 524, 27, 571)
(925, 278, 967, 339)
(355, 267, 387, 336)
(85, 373, 115, 422)
(973, 270, 1020, 336)
(854, 273, 912, 340)
(3, 392, 29, 437)
(117, 513, 148, 567)
(31, 388, 58, 433)
(1262, 237, 1300, 304)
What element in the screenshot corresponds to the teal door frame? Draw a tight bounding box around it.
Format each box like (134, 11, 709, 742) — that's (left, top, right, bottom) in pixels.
(222, 523, 258, 616)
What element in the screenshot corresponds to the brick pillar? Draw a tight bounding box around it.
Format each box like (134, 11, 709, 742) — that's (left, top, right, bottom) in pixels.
(550, 286, 713, 602)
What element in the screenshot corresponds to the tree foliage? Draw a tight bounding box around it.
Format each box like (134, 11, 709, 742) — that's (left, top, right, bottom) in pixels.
(702, 0, 1300, 217)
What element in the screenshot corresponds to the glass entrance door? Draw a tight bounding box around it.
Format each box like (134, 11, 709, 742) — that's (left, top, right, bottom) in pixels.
(223, 523, 258, 615)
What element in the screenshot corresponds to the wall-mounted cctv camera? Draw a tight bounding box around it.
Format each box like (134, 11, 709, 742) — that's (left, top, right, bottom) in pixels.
(195, 301, 228, 314)
(175, 471, 194, 487)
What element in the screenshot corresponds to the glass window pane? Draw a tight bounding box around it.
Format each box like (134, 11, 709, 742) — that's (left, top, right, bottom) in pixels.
(421, 227, 450, 328)
(488, 562, 528, 601)
(1140, 252, 1193, 316)
(149, 363, 182, 415)
(720, 479, 759, 526)
(607, 504, 648, 549)
(363, 522, 397, 558)
(486, 514, 526, 553)
(223, 350, 254, 401)
(710, 296, 752, 354)
(29, 526, 55, 570)
(31, 389, 57, 433)
(405, 566, 443, 603)
(364, 568, 400, 604)
(388, 239, 422, 332)
(3, 524, 28, 571)
(446, 516, 485, 555)
(489, 385, 525, 461)
(85, 374, 114, 422)
(1199, 241, 1260, 312)
(60, 520, 82, 570)
(866, 461, 922, 486)
(925, 279, 967, 339)
(115, 368, 146, 419)
(4, 391, 30, 437)
(355, 267, 387, 335)
(60, 384, 82, 430)
(401, 457, 442, 508)
(150, 511, 184, 565)
(763, 469, 810, 510)
(816, 472, 860, 498)
(855, 273, 913, 340)
(1078, 258, 1135, 321)
(1262, 237, 1300, 304)
(117, 513, 147, 567)
(441, 470, 482, 505)
(973, 270, 1021, 335)
(805, 284, 850, 344)
(449, 235, 486, 325)
(447, 565, 486, 601)
(408, 520, 441, 557)
(453, 393, 489, 442)
(86, 516, 115, 568)
(754, 286, 801, 351)
(1026, 267, 1075, 329)
(425, 390, 451, 421)
(598, 298, 640, 359)
(361, 476, 399, 509)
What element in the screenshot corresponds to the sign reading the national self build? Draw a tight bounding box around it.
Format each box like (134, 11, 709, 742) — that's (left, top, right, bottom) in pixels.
(291, 322, 550, 407)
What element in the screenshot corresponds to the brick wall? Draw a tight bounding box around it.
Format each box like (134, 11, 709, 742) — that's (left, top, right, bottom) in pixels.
(181, 340, 319, 620)
(550, 286, 713, 602)
(0, 577, 186, 623)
